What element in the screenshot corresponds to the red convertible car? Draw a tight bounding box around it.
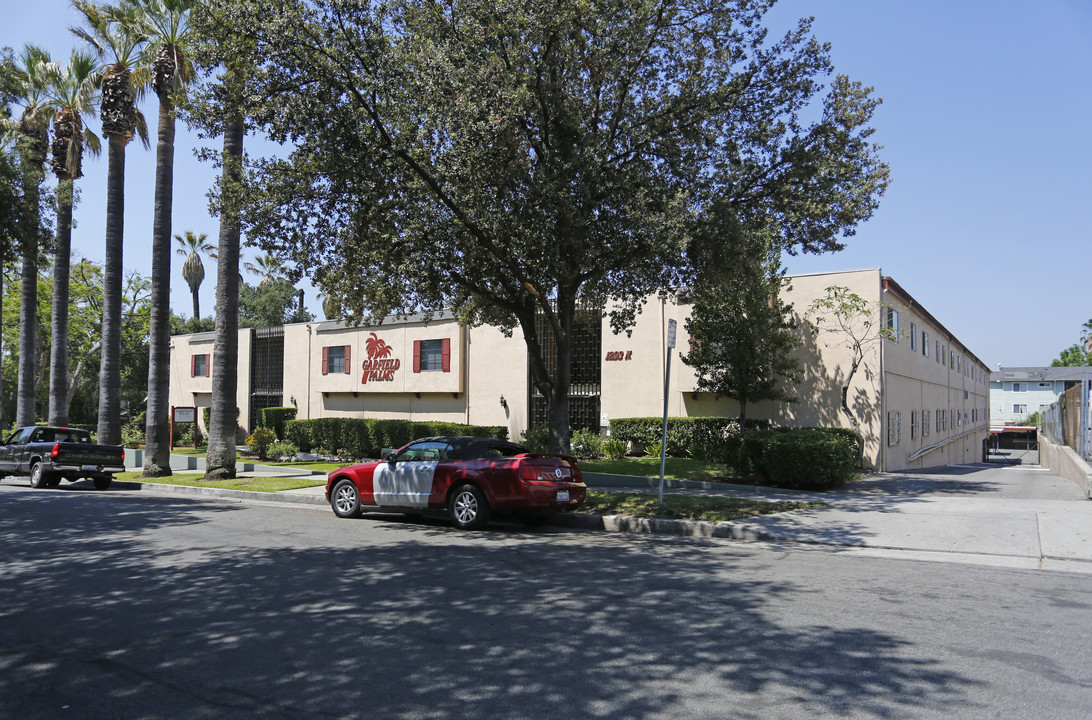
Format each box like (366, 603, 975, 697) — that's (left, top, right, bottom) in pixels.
(325, 436, 586, 530)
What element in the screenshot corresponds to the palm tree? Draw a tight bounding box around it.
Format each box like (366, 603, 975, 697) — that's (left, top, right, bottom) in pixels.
(134, 0, 196, 477)
(42, 46, 103, 426)
(175, 230, 212, 319)
(8, 45, 52, 428)
(244, 252, 286, 290)
(73, 0, 150, 445)
(205, 61, 245, 480)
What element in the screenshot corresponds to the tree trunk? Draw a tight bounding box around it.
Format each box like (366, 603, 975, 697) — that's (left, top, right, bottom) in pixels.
(97, 136, 126, 445)
(48, 179, 74, 426)
(144, 93, 176, 477)
(15, 182, 39, 428)
(205, 86, 244, 480)
(191, 289, 200, 322)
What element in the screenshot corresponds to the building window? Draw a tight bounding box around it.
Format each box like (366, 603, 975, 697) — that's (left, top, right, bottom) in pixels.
(1011, 382, 1026, 393)
(414, 338, 451, 372)
(936, 341, 941, 363)
(957, 356, 961, 373)
(922, 331, 929, 357)
(922, 410, 931, 437)
(886, 308, 899, 341)
(910, 323, 917, 351)
(911, 410, 919, 439)
(1037, 381, 1052, 389)
(322, 345, 351, 375)
(888, 411, 901, 445)
(1013, 403, 1028, 414)
(950, 351, 955, 369)
(191, 354, 210, 377)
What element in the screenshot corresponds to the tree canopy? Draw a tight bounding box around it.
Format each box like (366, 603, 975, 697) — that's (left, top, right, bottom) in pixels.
(195, 0, 890, 451)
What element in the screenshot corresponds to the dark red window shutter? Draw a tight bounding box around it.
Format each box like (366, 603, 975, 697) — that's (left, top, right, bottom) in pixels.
(321, 346, 329, 375)
(344, 345, 351, 374)
(413, 340, 422, 373)
(191, 355, 196, 378)
(205, 354, 211, 377)
(441, 338, 451, 372)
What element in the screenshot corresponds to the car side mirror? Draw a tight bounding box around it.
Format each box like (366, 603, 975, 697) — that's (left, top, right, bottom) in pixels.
(385, 453, 397, 467)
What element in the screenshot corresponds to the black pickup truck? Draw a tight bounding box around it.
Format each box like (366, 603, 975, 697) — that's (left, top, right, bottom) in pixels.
(0, 426, 125, 490)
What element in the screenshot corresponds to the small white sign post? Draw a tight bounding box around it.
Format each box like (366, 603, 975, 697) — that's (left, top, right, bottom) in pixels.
(658, 319, 677, 507)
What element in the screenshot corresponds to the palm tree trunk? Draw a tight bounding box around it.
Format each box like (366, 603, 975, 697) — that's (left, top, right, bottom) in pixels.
(206, 85, 244, 480)
(97, 135, 126, 445)
(191, 289, 200, 322)
(144, 93, 176, 476)
(48, 179, 74, 426)
(15, 183, 40, 428)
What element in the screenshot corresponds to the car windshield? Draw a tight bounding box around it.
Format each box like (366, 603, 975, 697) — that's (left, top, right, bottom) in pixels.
(396, 442, 454, 462)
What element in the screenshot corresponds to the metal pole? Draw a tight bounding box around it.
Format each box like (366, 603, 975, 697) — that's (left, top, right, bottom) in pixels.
(658, 319, 677, 508)
(658, 350, 672, 507)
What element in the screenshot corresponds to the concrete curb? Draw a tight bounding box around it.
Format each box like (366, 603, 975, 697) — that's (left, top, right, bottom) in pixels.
(113, 481, 329, 507)
(112, 479, 793, 541)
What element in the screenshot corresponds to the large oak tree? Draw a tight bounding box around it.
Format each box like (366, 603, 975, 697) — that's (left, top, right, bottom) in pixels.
(201, 0, 889, 453)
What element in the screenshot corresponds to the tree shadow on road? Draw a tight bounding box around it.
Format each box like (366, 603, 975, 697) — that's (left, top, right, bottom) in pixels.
(0, 487, 992, 719)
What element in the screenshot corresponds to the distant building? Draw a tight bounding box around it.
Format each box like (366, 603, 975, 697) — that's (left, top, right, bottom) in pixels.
(169, 268, 989, 472)
(990, 366, 1092, 425)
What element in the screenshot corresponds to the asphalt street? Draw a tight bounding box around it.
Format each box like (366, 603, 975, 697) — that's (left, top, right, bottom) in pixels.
(1, 479, 1090, 719)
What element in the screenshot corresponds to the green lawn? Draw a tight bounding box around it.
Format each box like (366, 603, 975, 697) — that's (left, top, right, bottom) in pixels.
(579, 490, 821, 523)
(116, 472, 326, 493)
(580, 456, 735, 482)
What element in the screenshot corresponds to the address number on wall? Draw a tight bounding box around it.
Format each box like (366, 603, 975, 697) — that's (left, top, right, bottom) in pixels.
(605, 351, 633, 361)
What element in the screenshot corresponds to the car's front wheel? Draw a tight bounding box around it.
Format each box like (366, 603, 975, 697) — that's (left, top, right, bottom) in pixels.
(449, 483, 490, 531)
(331, 479, 362, 518)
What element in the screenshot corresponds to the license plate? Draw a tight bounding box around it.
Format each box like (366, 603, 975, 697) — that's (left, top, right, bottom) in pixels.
(557, 490, 570, 503)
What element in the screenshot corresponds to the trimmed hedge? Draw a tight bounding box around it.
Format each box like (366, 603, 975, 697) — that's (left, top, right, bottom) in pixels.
(257, 406, 297, 441)
(608, 417, 770, 460)
(284, 418, 508, 459)
(739, 428, 857, 490)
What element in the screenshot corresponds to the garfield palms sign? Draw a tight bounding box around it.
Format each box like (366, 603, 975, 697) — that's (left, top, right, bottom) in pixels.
(362, 333, 401, 384)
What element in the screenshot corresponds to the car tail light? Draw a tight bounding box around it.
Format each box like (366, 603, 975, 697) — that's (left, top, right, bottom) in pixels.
(519, 463, 542, 481)
(51, 443, 60, 459)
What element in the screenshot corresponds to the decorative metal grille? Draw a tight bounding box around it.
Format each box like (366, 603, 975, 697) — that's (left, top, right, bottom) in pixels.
(249, 326, 284, 431)
(529, 298, 602, 432)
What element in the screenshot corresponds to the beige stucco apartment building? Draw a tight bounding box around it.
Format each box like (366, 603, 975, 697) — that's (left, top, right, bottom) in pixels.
(169, 268, 989, 472)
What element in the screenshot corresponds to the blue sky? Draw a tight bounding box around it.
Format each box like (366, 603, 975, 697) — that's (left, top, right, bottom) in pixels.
(3, 0, 1090, 368)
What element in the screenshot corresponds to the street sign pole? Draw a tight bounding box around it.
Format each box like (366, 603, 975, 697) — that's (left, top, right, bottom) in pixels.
(659, 319, 677, 507)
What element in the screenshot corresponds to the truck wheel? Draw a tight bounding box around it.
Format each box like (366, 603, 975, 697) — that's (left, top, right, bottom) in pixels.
(29, 463, 51, 489)
(93, 477, 112, 490)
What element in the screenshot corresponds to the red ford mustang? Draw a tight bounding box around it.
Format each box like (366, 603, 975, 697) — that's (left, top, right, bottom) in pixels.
(325, 436, 586, 530)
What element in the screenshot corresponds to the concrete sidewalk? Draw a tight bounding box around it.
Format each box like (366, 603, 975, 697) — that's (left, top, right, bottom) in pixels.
(118, 458, 1092, 573)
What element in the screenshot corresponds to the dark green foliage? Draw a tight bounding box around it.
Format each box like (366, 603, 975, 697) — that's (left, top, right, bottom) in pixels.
(256, 406, 296, 441)
(519, 426, 550, 453)
(284, 418, 508, 458)
(238, 281, 314, 329)
(609, 417, 770, 459)
(738, 429, 857, 490)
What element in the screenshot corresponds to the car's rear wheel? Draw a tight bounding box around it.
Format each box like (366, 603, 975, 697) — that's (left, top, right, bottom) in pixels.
(449, 483, 490, 530)
(331, 479, 362, 518)
(29, 463, 51, 489)
(93, 477, 112, 490)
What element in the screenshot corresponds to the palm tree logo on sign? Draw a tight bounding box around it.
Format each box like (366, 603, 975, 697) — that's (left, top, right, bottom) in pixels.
(362, 333, 399, 384)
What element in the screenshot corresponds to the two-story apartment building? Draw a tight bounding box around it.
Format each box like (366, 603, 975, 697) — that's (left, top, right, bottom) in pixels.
(169, 268, 989, 472)
(990, 367, 1092, 425)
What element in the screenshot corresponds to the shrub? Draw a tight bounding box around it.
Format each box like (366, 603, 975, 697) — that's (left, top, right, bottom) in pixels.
(121, 421, 145, 449)
(738, 428, 856, 490)
(609, 417, 770, 459)
(570, 428, 604, 459)
(644, 441, 663, 458)
(246, 427, 277, 460)
(283, 418, 507, 459)
(602, 437, 627, 459)
(257, 406, 298, 441)
(267, 441, 299, 461)
(520, 426, 550, 453)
